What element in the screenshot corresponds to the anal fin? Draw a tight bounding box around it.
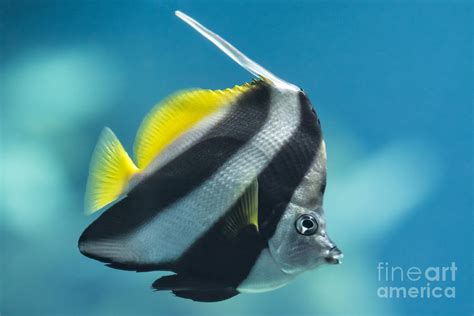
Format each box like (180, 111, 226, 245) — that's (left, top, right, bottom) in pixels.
(152, 274, 239, 302)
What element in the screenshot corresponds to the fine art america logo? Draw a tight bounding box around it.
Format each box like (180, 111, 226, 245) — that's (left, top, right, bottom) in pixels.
(377, 262, 457, 299)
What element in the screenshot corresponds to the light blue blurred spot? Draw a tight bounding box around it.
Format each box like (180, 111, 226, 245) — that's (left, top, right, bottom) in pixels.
(2, 49, 122, 133)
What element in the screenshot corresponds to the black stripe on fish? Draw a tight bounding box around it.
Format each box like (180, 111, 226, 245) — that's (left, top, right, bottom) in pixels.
(155, 224, 266, 300)
(257, 92, 323, 240)
(78, 81, 272, 266)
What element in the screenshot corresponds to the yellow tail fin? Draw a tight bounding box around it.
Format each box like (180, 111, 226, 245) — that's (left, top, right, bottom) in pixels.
(84, 127, 139, 215)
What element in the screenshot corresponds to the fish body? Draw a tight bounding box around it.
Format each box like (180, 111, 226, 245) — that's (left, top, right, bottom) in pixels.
(79, 11, 342, 302)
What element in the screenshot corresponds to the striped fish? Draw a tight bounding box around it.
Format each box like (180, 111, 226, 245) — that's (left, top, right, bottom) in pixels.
(78, 11, 342, 302)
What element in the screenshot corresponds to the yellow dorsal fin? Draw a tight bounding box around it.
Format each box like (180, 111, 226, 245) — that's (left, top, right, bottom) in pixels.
(222, 179, 259, 237)
(84, 127, 139, 215)
(133, 83, 253, 169)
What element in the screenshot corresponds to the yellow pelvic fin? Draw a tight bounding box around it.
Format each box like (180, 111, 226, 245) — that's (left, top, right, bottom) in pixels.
(222, 179, 259, 237)
(84, 127, 139, 215)
(134, 83, 253, 169)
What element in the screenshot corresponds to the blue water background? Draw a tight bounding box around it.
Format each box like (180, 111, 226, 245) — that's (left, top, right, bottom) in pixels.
(1, 1, 472, 315)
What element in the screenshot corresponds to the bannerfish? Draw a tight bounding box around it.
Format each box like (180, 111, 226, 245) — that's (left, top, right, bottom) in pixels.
(78, 11, 342, 302)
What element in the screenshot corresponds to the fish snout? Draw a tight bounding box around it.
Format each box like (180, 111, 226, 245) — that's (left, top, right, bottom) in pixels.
(325, 246, 343, 265)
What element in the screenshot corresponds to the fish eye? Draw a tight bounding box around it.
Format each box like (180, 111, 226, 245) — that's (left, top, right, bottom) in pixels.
(295, 214, 318, 236)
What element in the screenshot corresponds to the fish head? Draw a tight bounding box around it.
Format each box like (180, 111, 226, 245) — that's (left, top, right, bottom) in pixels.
(268, 205, 343, 275)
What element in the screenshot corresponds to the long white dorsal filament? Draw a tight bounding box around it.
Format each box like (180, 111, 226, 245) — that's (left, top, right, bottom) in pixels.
(175, 10, 299, 92)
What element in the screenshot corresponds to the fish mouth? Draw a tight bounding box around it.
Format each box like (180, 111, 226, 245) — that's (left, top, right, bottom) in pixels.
(325, 246, 343, 265)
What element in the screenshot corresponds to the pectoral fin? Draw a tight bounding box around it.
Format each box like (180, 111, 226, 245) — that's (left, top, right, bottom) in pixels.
(222, 179, 259, 237)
